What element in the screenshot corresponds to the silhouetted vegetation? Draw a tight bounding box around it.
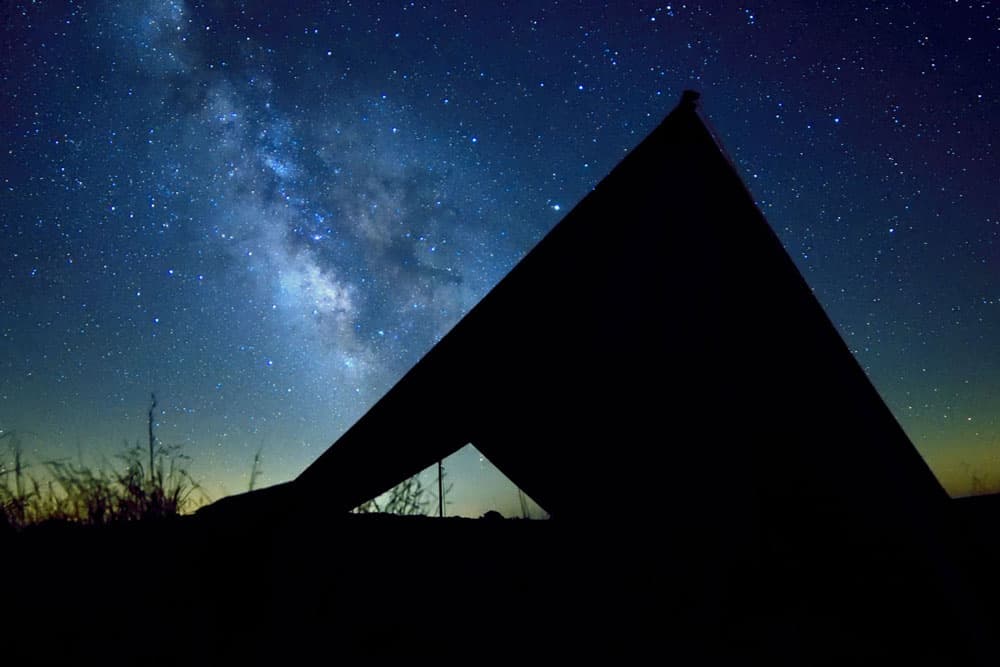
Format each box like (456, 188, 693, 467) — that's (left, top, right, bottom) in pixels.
(517, 488, 531, 519)
(352, 462, 457, 516)
(0, 431, 30, 528)
(248, 447, 264, 492)
(0, 394, 206, 530)
(354, 473, 430, 515)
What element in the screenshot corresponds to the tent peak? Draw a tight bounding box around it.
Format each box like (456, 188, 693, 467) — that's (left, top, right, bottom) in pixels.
(679, 89, 701, 111)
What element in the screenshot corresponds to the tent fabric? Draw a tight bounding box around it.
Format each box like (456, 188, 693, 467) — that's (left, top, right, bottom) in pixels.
(199, 92, 990, 661)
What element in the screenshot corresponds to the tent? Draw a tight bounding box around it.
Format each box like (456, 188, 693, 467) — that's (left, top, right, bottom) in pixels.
(200, 91, 988, 661)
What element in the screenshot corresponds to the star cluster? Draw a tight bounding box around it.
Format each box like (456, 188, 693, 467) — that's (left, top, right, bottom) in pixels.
(1, 2, 997, 508)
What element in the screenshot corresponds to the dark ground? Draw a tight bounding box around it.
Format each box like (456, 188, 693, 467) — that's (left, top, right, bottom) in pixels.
(4, 496, 1000, 665)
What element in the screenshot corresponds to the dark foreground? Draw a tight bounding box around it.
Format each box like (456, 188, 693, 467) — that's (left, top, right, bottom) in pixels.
(4, 496, 1000, 665)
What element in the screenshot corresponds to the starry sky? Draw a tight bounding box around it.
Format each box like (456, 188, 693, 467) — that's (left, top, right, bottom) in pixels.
(1, 1, 998, 513)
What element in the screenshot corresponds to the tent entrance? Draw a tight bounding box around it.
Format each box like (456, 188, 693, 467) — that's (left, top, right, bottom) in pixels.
(352, 443, 548, 519)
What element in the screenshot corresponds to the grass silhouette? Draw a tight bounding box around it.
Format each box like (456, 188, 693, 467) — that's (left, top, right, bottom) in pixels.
(0, 395, 206, 530)
(353, 472, 430, 515)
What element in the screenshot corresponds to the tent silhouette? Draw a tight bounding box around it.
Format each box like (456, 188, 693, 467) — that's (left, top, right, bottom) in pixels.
(200, 91, 988, 661)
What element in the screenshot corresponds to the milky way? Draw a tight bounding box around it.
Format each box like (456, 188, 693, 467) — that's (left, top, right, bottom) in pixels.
(2, 2, 998, 510)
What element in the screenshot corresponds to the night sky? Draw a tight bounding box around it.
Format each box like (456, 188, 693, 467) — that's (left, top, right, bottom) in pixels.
(2, 1, 997, 514)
